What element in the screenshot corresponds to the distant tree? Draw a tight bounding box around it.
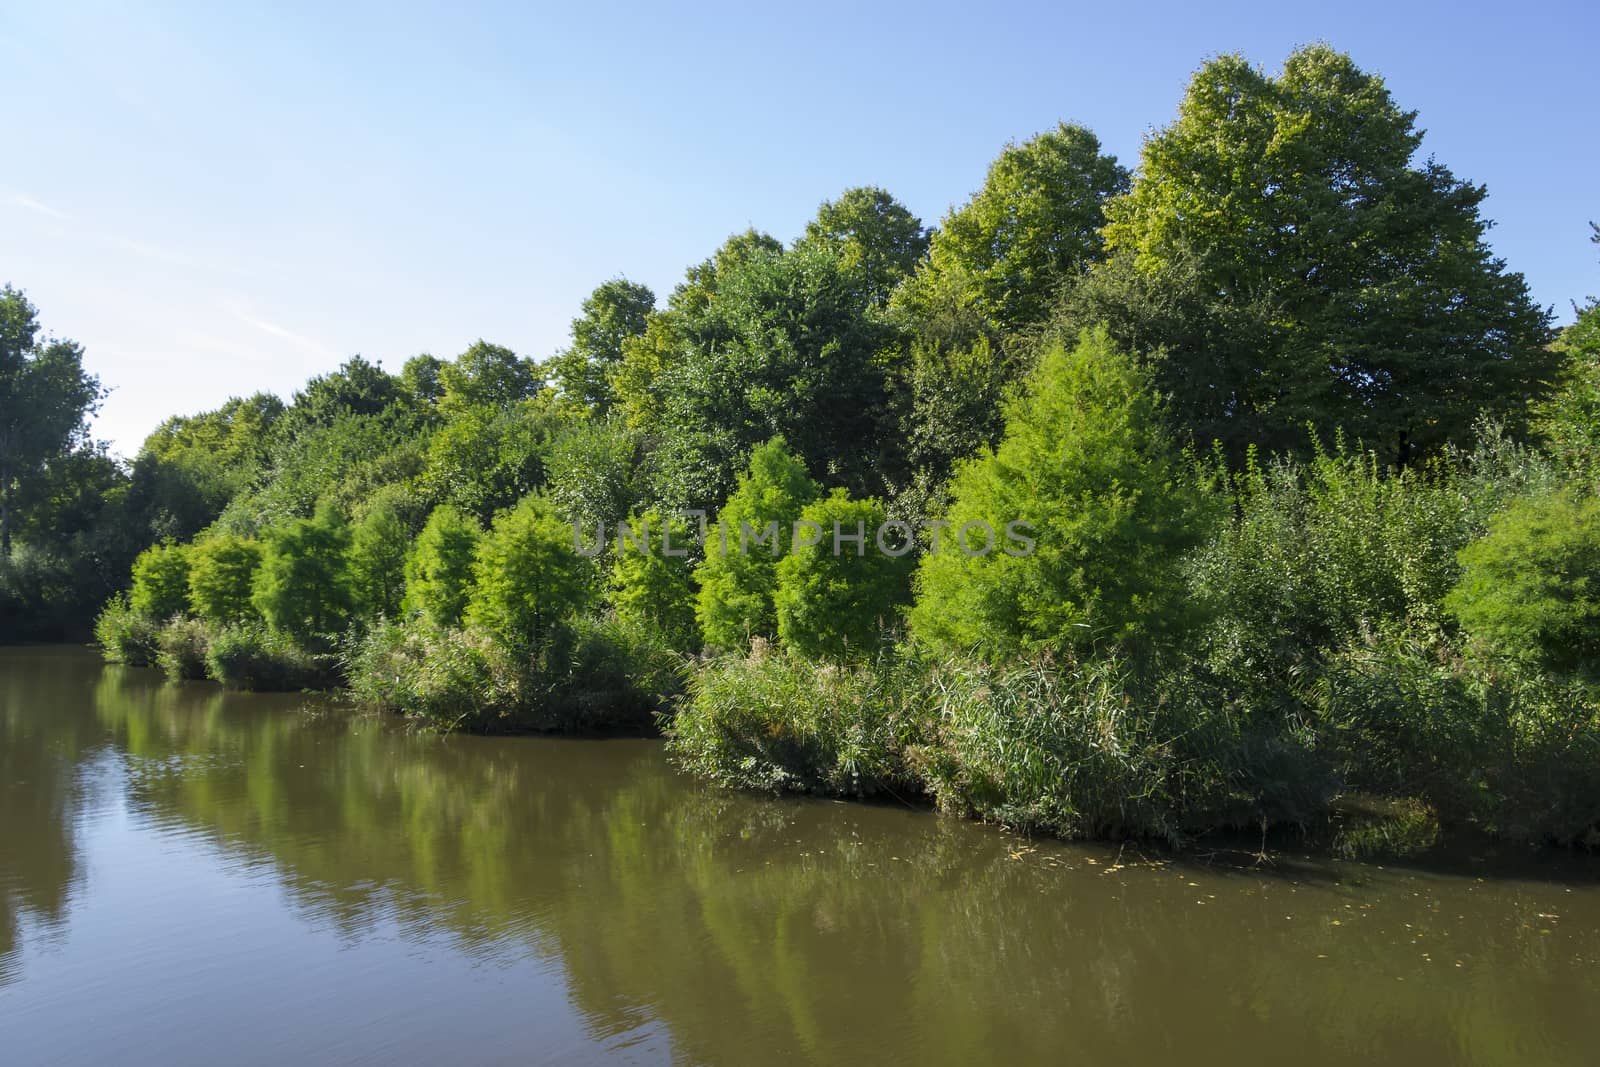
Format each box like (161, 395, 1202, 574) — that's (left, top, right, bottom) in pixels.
(0, 285, 106, 556)
(274, 356, 399, 438)
(187, 535, 263, 623)
(419, 399, 558, 522)
(906, 124, 1128, 334)
(467, 496, 591, 647)
(129, 393, 283, 541)
(911, 329, 1214, 658)
(1535, 224, 1600, 467)
(775, 490, 912, 660)
(252, 502, 354, 637)
(798, 187, 928, 305)
(649, 243, 900, 512)
(694, 438, 820, 650)
(609, 508, 699, 652)
(400, 353, 446, 407)
(544, 416, 644, 545)
(403, 505, 480, 627)
(350, 502, 410, 619)
(129, 541, 192, 620)
(438, 340, 543, 412)
(1075, 45, 1556, 465)
(550, 279, 656, 415)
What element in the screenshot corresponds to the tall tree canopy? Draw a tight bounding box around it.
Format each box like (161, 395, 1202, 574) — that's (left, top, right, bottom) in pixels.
(550, 279, 655, 416)
(0, 286, 106, 555)
(1072, 46, 1556, 465)
(797, 186, 928, 306)
(908, 123, 1128, 334)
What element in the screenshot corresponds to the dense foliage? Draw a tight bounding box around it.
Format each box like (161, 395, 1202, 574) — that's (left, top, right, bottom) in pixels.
(6, 44, 1594, 852)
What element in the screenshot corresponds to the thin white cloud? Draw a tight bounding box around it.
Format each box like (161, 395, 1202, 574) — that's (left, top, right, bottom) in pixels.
(10, 193, 73, 221)
(226, 301, 336, 359)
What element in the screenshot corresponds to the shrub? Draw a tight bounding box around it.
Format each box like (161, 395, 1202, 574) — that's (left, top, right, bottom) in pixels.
(774, 490, 911, 660)
(186, 535, 262, 623)
(403, 505, 480, 626)
(155, 617, 214, 681)
(93, 593, 162, 666)
(1446, 490, 1600, 673)
(129, 540, 191, 620)
(669, 647, 923, 797)
(205, 623, 338, 691)
(694, 438, 819, 651)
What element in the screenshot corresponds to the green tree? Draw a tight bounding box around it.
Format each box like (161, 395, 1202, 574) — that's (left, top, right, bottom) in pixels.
(350, 502, 410, 619)
(187, 535, 263, 623)
(1082, 45, 1556, 465)
(910, 124, 1127, 334)
(252, 503, 355, 638)
(129, 541, 192, 620)
(466, 496, 591, 647)
(550, 279, 656, 415)
(775, 490, 912, 660)
(1536, 224, 1600, 467)
(649, 243, 899, 512)
(403, 505, 481, 627)
(609, 509, 699, 652)
(438, 340, 543, 412)
(911, 329, 1213, 658)
(129, 392, 282, 542)
(0, 285, 106, 556)
(1446, 490, 1600, 673)
(797, 187, 928, 305)
(694, 439, 820, 650)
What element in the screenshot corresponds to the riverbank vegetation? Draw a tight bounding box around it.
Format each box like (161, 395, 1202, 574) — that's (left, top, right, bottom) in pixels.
(7, 46, 1598, 850)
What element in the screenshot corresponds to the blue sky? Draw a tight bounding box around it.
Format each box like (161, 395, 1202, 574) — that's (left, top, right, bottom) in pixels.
(4, 0, 1596, 455)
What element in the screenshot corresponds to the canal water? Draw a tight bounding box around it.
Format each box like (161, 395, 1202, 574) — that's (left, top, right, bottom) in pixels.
(2, 645, 1597, 1064)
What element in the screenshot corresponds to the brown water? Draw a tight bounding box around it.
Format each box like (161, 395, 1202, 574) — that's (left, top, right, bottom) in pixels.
(2, 645, 1598, 1065)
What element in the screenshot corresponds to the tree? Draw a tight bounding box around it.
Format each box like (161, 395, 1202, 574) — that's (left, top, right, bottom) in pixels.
(910, 124, 1128, 334)
(1535, 224, 1600, 467)
(350, 502, 410, 619)
(466, 495, 591, 647)
(648, 243, 900, 512)
(910, 329, 1214, 658)
(694, 438, 819, 650)
(1081, 46, 1556, 465)
(550, 279, 656, 415)
(797, 187, 928, 306)
(252, 503, 354, 638)
(129, 541, 191, 620)
(129, 392, 282, 542)
(400, 353, 446, 407)
(403, 505, 481, 627)
(0, 286, 106, 556)
(438, 340, 543, 412)
(609, 509, 699, 652)
(775, 490, 912, 660)
(187, 535, 263, 623)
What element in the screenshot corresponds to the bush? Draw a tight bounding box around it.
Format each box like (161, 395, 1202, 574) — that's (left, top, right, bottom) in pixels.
(93, 593, 162, 666)
(774, 490, 911, 661)
(205, 623, 338, 691)
(129, 540, 191, 620)
(1446, 490, 1600, 673)
(155, 617, 214, 681)
(668, 647, 924, 797)
(346, 614, 681, 732)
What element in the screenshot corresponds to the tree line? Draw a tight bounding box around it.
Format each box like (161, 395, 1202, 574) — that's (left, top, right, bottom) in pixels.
(5, 45, 1597, 850)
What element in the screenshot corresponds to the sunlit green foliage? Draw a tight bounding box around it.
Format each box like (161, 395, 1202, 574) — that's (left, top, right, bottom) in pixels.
(349, 502, 409, 619)
(403, 505, 480, 627)
(466, 496, 592, 648)
(694, 439, 819, 651)
(774, 490, 912, 661)
(251, 503, 354, 639)
(129, 541, 192, 620)
(186, 535, 263, 624)
(609, 509, 698, 653)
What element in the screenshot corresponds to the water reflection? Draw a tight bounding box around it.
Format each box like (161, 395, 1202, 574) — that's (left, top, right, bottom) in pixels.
(3, 647, 1599, 1065)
